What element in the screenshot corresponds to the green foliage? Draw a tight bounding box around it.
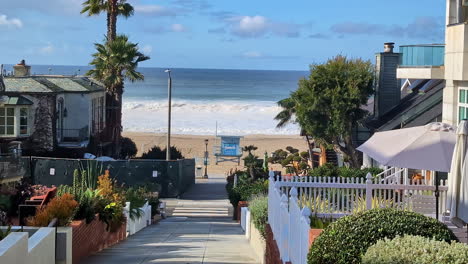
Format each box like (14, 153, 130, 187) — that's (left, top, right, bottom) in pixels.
(242, 145, 264, 178)
(148, 196, 160, 217)
(284, 56, 375, 168)
(80, 161, 103, 190)
(308, 163, 383, 178)
(307, 208, 457, 264)
(99, 202, 125, 232)
(309, 215, 333, 229)
(248, 195, 268, 238)
(269, 147, 310, 175)
(226, 174, 268, 207)
(141, 146, 184, 160)
(352, 196, 395, 214)
(57, 169, 100, 223)
(124, 187, 147, 220)
(363, 235, 468, 264)
(120, 137, 138, 159)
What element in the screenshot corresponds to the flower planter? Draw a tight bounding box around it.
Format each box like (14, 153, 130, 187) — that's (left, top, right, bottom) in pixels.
(71, 215, 126, 264)
(309, 228, 323, 248)
(236, 201, 249, 222)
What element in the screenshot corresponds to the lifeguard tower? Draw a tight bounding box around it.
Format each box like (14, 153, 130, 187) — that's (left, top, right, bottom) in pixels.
(214, 136, 243, 165)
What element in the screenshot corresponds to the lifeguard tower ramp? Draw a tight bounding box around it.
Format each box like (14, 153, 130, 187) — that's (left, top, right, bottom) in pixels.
(214, 136, 243, 165)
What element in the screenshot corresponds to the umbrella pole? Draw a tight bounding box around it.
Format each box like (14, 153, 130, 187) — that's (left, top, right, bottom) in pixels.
(435, 171, 439, 221)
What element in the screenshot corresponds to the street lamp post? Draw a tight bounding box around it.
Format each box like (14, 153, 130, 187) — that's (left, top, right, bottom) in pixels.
(204, 139, 209, 178)
(165, 69, 172, 161)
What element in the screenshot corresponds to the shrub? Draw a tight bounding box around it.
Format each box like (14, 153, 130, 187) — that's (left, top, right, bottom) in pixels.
(308, 163, 383, 179)
(124, 187, 148, 220)
(227, 176, 268, 207)
(248, 195, 268, 238)
(307, 208, 457, 264)
(363, 235, 468, 264)
(120, 137, 138, 159)
(141, 146, 184, 160)
(28, 193, 79, 227)
(0, 226, 12, 241)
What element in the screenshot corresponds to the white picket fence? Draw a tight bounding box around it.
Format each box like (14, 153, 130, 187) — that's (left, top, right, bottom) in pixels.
(124, 201, 152, 236)
(267, 171, 448, 264)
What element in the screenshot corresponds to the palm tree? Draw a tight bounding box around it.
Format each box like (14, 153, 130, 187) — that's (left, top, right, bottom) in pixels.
(275, 95, 316, 168)
(81, 0, 134, 41)
(87, 35, 149, 156)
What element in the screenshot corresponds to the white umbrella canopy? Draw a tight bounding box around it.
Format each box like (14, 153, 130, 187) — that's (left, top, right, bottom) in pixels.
(357, 122, 456, 172)
(448, 120, 468, 223)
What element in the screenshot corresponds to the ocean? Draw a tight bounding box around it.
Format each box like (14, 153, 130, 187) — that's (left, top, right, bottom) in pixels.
(5, 65, 307, 135)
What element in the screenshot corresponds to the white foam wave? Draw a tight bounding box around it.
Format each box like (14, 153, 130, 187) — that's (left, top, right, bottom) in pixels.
(122, 99, 299, 135)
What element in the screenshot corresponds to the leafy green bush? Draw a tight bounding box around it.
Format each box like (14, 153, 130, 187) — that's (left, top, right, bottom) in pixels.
(308, 163, 382, 178)
(120, 137, 138, 159)
(248, 195, 268, 238)
(141, 146, 184, 160)
(125, 187, 147, 220)
(363, 235, 468, 264)
(307, 208, 457, 264)
(226, 175, 268, 207)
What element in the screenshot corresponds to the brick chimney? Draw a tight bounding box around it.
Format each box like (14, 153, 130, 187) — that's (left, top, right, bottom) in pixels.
(13, 60, 31, 77)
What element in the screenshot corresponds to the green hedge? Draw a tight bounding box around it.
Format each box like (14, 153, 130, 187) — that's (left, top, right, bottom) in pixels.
(248, 195, 268, 238)
(307, 208, 457, 264)
(363, 235, 468, 264)
(308, 163, 382, 178)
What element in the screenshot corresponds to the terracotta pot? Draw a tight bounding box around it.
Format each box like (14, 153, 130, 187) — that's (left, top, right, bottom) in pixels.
(236, 201, 249, 222)
(309, 229, 323, 248)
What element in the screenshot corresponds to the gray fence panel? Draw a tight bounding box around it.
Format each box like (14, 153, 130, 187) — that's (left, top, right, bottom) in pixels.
(30, 157, 195, 198)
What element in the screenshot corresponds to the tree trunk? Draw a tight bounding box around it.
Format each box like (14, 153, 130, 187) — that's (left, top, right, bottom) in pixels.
(105, 83, 123, 157)
(107, 0, 117, 41)
(332, 136, 361, 169)
(305, 134, 315, 169)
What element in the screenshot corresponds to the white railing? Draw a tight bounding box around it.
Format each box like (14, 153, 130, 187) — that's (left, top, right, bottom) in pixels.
(267, 171, 448, 264)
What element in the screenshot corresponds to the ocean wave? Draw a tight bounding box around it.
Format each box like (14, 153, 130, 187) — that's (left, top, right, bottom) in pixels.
(122, 99, 299, 135)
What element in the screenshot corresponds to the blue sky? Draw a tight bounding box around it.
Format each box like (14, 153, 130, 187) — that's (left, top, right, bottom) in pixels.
(0, 0, 446, 70)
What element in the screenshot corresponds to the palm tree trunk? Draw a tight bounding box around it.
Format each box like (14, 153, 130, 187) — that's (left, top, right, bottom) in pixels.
(305, 134, 315, 168)
(105, 83, 123, 157)
(107, 0, 117, 41)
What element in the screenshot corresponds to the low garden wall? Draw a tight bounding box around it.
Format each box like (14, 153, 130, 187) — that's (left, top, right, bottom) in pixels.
(71, 215, 127, 264)
(0, 227, 56, 264)
(265, 224, 282, 264)
(124, 202, 152, 236)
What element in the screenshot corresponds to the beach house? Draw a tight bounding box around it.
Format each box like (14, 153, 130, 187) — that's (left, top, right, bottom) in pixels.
(0, 60, 106, 154)
(396, 1, 468, 127)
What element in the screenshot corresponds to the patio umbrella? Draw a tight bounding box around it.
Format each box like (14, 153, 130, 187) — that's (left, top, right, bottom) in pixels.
(447, 120, 468, 223)
(357, 122, 456, 172)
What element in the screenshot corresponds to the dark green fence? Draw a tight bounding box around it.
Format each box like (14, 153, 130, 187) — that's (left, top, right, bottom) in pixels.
(0, 155, 31, 182)
(30, 157, 195, 198)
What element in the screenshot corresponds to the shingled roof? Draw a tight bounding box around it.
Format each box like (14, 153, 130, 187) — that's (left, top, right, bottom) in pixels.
(3, 76, 105, 93)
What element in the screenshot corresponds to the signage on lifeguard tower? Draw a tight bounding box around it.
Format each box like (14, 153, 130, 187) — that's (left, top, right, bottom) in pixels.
(215, 136, 243, 165)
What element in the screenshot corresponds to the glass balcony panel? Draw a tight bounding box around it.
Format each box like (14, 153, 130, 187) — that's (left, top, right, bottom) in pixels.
(399, 45, 445, 67)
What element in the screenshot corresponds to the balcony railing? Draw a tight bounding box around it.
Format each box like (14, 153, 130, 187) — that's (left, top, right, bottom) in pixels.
(59, 126, 89, 143)
(399, 45, 445, 67)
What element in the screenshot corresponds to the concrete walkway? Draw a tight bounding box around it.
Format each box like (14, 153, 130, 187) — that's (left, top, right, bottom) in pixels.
(84, 174, 260, 264)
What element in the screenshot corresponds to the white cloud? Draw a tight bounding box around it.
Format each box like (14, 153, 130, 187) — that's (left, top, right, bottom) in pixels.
(0, 14, 22, 28)
(39, 44, 54, 55)
(142, 45, 153, 54)
(134, 5, 179, 16)
(171, 23, 187, 32)
(221, 15, 301, 38)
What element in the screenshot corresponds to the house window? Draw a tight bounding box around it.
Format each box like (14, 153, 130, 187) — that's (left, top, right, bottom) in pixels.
(19, 108, 29, 135)
(0, 107, 15, 136)
(459, 89, 468, 122)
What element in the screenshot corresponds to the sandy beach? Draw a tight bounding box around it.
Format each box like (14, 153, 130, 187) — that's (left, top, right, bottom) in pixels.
(124, 132, 308, 175)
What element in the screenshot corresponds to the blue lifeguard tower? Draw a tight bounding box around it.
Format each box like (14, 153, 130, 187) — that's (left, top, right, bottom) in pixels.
(214, 136, 243, 165)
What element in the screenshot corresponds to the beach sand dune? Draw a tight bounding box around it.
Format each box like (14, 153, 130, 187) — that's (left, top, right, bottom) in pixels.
(124, 132, 308, 175)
